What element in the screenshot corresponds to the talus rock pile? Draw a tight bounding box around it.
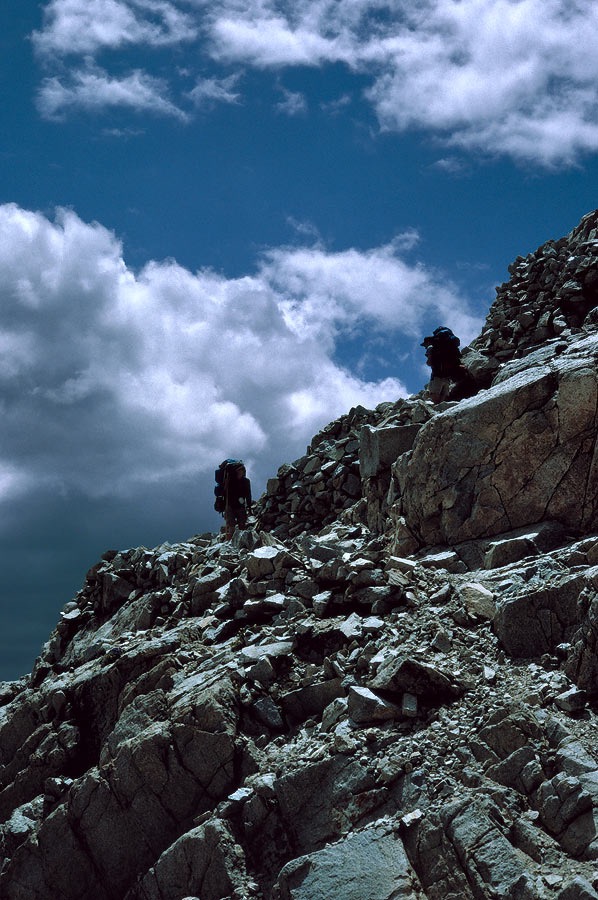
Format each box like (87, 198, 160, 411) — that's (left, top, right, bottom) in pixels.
(2, 212, 598, 900)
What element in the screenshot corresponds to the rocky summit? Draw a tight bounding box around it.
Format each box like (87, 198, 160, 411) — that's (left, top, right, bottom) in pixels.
(2, 212, 598, 900)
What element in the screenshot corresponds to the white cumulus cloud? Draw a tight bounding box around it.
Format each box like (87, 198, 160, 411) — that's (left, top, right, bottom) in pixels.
(37, 65, 188, 120)
(0, 204, 478, 507)
(275, 87, 308, 116)
(0, 201, 483, 674)
(0, 205, 473, 510)
(32, 0, 598, 165)
(264, 239, 480, 344)
(32, 0, 197, 56)
(188, 73, 242, 108)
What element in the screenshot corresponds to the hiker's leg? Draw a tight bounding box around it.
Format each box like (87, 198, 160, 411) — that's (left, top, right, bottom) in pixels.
(427, 376, 450, 403)
(225, 506, 236, 539)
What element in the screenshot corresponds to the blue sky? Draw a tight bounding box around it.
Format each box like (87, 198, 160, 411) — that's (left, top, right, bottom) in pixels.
(2, 0, 598, 679)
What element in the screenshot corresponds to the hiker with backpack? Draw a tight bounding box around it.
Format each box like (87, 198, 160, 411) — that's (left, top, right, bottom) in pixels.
(421, 326, 473, 403)
(214, 460, 252, 539)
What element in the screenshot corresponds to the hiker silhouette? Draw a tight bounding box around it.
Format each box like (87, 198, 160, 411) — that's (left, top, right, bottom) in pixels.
(421, 326, 474, 402)
(214, 461, 252, 539)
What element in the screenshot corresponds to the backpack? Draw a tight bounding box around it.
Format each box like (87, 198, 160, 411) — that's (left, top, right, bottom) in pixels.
(213, 459, 244, 513)
(429, 326, 460, 352)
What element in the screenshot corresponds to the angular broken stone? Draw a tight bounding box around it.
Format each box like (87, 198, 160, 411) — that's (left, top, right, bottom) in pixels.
(274, 819, 421, 900)
(400, 808, 424, 829)
(338, 613, 363, 640)
(369, 653, 462, 701)
(359, 422, 421, 478)
(252, 696, 284, 730)
(401, 692, 418, 718)
(312, 590, 332, 616)
(322, 697, 349, 732)
(245, 546, 282, 579)
(459, 582, 496, 621)
(385, 556, 417, 574)
(280, 679, 345, 726)
(554, 687, 587, 714)
(240, 641, 294, 663)
(246, 656, 276, 686)
(418, 551, 465, 574)
(347, 685, 402, 724)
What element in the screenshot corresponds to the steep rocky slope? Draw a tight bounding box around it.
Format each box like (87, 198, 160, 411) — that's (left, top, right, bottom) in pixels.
(2, 212, 598, 900)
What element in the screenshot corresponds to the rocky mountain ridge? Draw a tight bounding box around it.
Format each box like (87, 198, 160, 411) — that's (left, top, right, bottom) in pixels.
(2, 211, 598, 900)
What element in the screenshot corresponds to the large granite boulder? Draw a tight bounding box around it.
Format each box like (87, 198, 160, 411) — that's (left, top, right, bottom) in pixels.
(397, 333, 598, 548)
(273, 819, 420, 900)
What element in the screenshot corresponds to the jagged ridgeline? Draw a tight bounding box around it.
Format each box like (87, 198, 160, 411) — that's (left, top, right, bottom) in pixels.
(2, 212, 598, 900)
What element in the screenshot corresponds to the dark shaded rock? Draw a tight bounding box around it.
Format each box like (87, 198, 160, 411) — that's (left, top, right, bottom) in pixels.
(368, 653, 463, 701)
(493, 573, 586, 658)
(280, 679, 345, 726)
(274, 819, 420, 900)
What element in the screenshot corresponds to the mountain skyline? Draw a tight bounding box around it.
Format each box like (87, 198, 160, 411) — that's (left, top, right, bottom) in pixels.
(2, 0, 598, 680)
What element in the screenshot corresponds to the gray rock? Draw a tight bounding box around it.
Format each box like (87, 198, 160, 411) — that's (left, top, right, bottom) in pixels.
(240, 641, 294, 663)
(252, 696, 285, 730)
(558, 876, 598, 900)
(191, 566, 230, 612)
(6, 210, 598, 900)
(321, 697, 349, 732)
(418, 550, 466, 573)
(274, 820, 421, 899)
(537, 773, 594, 846)
(401, 692, 418, 718)
(442, 797, 535, 897)
(565, 593, 598, 695)
(485, 745, 544, 794)
(359, 423, 421, 478)
(247, 656, 276, 686)
(369, 653, 462, 701)
(245, 546, 284, 579)
(398, 336, 598, 547)
(493, 572, 586, 658)
(554, 687, 588, 714)
(130, 819, 249, 900)
(458, 582, 497, 620)
(338, 613, 363, 640)
(273, 755, 380, 853)
(484, 522, 566, 569)
(281, 679, 345, 726)
(347, 685, 402, 724)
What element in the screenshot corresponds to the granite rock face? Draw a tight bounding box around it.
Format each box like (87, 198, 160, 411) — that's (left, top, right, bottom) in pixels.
(2, 212, 598, 900)
(397, 334, 598, 548)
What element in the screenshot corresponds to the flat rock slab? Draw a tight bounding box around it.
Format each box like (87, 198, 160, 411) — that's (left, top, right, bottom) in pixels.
(274, 820, 421, 900)
(359, 423, 421, 478)
(398, 336, 598, 547)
